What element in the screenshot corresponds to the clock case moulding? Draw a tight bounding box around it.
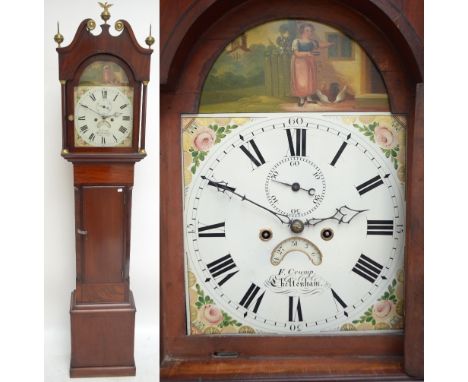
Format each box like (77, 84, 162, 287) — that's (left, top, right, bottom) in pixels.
(159, 0, 423, 381)
(56, 15, 152, 378)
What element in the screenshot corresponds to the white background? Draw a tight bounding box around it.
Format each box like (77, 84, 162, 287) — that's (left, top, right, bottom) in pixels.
(43, 1, 158, 381)
(0, 1, 467, 381)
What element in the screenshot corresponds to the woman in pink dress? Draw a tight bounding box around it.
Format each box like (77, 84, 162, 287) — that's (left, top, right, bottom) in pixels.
(291, 23, 332, 106)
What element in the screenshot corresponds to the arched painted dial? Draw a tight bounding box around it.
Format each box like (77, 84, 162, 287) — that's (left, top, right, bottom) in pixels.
(184, 115, 405, 334)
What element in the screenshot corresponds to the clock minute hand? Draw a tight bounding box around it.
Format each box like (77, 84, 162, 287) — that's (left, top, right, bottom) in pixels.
(306, 205, 368, 227)
(101, 111, 123, 120)
(79, 103, 104, 118)
(202, 176, 291, 225)
(107, 111, 124, 118)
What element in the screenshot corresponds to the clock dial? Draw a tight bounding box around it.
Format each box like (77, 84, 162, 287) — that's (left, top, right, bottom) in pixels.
(74, 86, 133, 147)
(184, 114, 406, 334)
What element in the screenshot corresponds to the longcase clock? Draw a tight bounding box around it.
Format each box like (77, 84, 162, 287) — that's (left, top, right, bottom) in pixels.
(54, 3, 153, 378)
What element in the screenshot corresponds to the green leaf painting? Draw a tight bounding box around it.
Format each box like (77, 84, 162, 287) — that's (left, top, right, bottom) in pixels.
(190, 281, 246, 333)
(353, 121, 401, 170)
(344, 270, 404, 331)
(188, 124, 238, 174)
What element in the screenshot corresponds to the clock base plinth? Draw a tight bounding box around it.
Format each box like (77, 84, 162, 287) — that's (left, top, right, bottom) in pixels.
(69, 291, 136, 378)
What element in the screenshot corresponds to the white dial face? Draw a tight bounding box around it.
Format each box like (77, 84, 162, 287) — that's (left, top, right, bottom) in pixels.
(74, 86, 133, 147)
(184, 114, 405, 334)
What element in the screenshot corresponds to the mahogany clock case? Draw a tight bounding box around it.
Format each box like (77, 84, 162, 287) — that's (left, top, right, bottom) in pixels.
(160, 0, 423, 381)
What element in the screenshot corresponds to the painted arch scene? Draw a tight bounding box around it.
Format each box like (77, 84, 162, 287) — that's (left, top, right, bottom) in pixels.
(199, 20, 390, 113)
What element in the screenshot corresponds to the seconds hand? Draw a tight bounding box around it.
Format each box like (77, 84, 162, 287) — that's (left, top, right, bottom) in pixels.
(202, 176, 291, 225)
(271, 179, 316, 195)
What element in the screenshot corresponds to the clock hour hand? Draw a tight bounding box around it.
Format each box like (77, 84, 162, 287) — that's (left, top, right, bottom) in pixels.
(306, 205, 367, 227)
(202, 176, 291, 225)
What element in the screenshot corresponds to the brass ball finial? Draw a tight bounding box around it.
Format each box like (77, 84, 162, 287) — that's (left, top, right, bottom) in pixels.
(98, 2, 113, 23)
(54, 22, 64, 47)
(145, 24, 155, 48)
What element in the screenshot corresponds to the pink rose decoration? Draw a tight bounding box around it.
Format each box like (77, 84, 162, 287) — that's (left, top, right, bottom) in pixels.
(373, 300, 394, 319)
(193, 127, 216, 151)
(374, 126, 396, 149)
(202, 304, 223, 325)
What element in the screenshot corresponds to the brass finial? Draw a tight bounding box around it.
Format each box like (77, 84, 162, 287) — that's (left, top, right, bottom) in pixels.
(54, 22, 64, 47)
(145, 24, 155, 48)
(98, 2, 113, 23)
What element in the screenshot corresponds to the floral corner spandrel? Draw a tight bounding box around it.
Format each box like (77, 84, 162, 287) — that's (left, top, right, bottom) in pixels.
(182, 117, 252, 187)
(340, 269, 405, 331)
(342, 115, 406, 184)
(187, 271, 257, 335)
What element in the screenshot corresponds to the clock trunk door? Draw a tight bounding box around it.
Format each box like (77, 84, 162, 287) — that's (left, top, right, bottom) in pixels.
(76, 186, 129, 303)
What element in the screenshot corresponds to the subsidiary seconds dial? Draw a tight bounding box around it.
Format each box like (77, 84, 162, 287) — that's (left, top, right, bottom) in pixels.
(74, 87, 133, 147)
(265, 156, 326, 218)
